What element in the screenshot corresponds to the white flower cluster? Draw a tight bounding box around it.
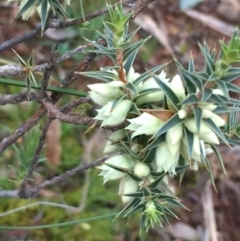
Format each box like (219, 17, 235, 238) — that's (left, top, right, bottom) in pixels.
(88, 68, 168, 126)
(88, 67, 226, 203)
(98, 153, 152, 203)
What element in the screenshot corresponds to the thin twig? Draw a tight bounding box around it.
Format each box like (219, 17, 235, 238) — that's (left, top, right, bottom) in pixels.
(60, 97, 93, 113)
(0, 44, 88, 77)
(0, 91, 40, 105)
(42, 99, 95, 126)
(0, 39, 103, 153)
(0, 106, 46, 153)
(0, 0, 135, 52)
(0, 156, 108, 198)
(40, 45, 58, 97)
(26, 156, 108, 198)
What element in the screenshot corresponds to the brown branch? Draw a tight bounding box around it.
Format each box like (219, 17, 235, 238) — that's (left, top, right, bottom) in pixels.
(26, 156, 107, 198)
(42, 99, 95, 126)
(0, 39, 102, 153)
(131, 0, 155, 19)
(0, 91, 40, 105)
(40, 45, 58, 97)
(0, 106, 46, 153)
(18, 118, 52, 198)
(0, 44, 88, 77)
(0, 25, 42, 53)
(0, 0, 135, 53)
(59, 97, 93, 113)
(0, 156, 108, 198)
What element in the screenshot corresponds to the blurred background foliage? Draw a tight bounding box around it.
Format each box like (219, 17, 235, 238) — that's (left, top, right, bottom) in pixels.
(1, 0, 240, 240)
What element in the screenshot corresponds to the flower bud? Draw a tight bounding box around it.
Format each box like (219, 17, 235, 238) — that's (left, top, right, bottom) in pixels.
(131, 143, 139, 153)
(103, 130, 126, 154)
(98, 155, 136, 183)
(88, 81, 124, 100)
(136, 92, 164, 106)
(169, 74, 185, 100)
(119, 176, 138, 203)
(143, 200, 162, 229)
(89, 91, 109, 105)
(178, 109, 187, 119)
(133, 162, 150, 178)
(105, 100, 133, 126)
(191, 162, 198, 171)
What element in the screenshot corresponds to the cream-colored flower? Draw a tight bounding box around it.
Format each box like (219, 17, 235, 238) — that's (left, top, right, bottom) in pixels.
(126, 113, 164, 138)
(155, 141, 180, 174)
(95, 100, 133, 126)
(88, 81, 125, 103)
(127, 67, 141, 84)
(167, 74, 186, 111)
(98, 155, 136, 183)
(169, 74, 185, 101)
(198, 102, 217, 111)
(184, 118, 212, 134)
(199, 131, 219, 145)
(103, 130, 126, 154)
(212, 89, 224, 96)
(166, 124, 183, 146)
(119, 176, 138, 203)
(135, 71, 168, 106)
(88, 91, 110, 105)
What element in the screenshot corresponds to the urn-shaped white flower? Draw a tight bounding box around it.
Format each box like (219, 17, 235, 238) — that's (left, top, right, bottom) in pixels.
(88, 81, 125, 105)
(126, 113, 164, 138)
(95, 100, 133, 126)
(98, 155, 136, 183)
(169, 74, 185, 100)
(155, 141, 180, 174)
(119, 176, 138, 203)
(103, 130, 126, 154)
(135, 71, 169, 106)
(167, 74, 186, 111)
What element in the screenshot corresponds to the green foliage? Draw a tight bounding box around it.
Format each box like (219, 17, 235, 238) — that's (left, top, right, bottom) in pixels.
(12, 49, 36, 95)
(105, 4, 132, 45)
